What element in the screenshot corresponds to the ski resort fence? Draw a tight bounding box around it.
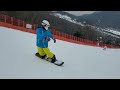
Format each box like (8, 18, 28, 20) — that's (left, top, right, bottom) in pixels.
(0, 14, 119, 48)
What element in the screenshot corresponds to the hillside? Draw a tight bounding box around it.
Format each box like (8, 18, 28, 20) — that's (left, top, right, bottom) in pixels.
(0, 11, 104, 41)
(1, 11, 120, 46)
(78, 11, 120, 30)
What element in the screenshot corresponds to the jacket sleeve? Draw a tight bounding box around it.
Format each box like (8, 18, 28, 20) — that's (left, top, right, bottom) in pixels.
(36, 28, 44, 40)
(48, 30, 55, 40)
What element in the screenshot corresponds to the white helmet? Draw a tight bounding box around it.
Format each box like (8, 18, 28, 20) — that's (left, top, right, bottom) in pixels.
(41, 20, 50, 30)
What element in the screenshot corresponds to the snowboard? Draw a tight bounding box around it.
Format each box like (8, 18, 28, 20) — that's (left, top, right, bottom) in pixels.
(35, 53, 64, 66)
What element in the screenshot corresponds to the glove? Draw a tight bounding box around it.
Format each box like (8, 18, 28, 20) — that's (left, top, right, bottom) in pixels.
(53, 38, 56, 43)
(44, 36, 50, 41)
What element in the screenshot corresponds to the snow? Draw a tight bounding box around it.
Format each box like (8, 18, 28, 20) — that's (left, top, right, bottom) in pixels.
(0, 26, 120, 79)
(52, 13, 85, 26)
(104, 28, 120, 36)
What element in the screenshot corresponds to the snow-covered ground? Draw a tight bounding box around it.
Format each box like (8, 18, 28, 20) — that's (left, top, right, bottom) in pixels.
(0, 26, 120, 79)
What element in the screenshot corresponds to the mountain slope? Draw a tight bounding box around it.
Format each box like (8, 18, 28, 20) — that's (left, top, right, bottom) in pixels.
(0, 26, 120, 79)
(78, 11, 120, 30)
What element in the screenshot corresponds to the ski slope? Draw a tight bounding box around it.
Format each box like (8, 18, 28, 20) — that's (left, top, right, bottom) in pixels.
(0, 26, 120, 79)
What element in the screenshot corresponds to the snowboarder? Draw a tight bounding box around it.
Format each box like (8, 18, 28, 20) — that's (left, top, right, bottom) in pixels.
(35, 20, 57, 63)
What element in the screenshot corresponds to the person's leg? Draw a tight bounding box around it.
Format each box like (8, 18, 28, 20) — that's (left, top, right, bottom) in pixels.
(43, 48, 56, 63)
(43, 48, 54, 58)
(37, 47, 46, 59)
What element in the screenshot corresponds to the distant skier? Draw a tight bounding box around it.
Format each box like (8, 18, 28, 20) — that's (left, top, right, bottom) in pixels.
(35, 20, 57, 63)
(103, 46, 107, 50)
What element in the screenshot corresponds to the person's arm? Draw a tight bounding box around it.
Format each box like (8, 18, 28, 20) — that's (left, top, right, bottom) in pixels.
(48, 31, 56, 43)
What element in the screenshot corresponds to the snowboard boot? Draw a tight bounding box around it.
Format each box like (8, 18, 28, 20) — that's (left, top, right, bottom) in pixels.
(41, 55, 47, 59)
(35, 52, 47, 59)
(50, 55, 56, 63)
(35, 52, 39, 57)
